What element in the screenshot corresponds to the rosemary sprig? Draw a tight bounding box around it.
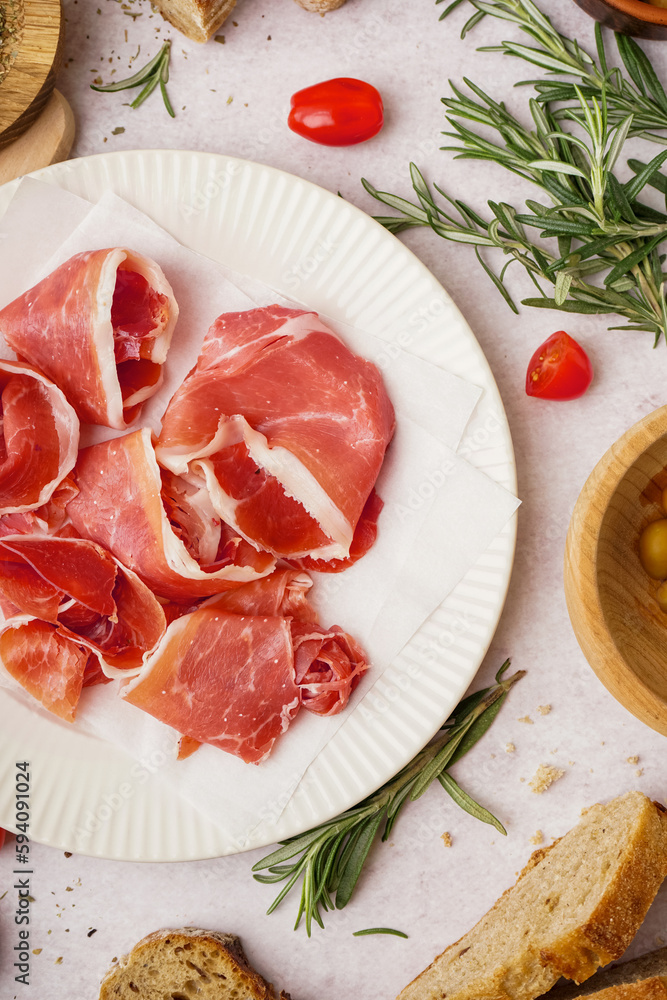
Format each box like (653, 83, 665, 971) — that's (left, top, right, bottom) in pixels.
(363, 18, 667, 342)
(91, 40, 175, 117)
(438, 0, 667, 143)
(253, 661, 523, 936)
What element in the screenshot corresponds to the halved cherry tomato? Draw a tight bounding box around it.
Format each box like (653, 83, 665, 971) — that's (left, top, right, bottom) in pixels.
(288, 77, 384, 147)
(525, 331, 593, 400)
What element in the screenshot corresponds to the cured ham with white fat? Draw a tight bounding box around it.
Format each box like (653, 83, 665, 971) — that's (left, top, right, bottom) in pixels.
(156, 306, 395, 564)
(0, 360, 79, 515)
(122, 610, 301, 764)
(201, 568, 317, 621)
(67, 427, 275, 602)
(0, 535, 167, 720)
(0, 475, 78, 539)
(122, 605, 369, 763)
(0, 620, 91, 723)
(0, 249, 178, 429)
(292, 620, 368, 716)
(0, 248, 386, 766)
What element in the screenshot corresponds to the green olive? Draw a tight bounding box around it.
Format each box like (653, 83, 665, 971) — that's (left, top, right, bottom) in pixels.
(639, 519, 667, 579)
(656, 581, 667, 613)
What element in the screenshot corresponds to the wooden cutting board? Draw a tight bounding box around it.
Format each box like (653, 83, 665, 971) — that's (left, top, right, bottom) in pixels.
(0, 89, 74, 184)
(0, 0, 64, 151)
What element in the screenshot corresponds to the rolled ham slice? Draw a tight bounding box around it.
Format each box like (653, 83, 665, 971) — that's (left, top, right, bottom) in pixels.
(291, 620, 369, 716)
(0, 535, 166, 675)
(0, 360, 79, 515)
(0, 248, 178, 429)
(155, 305, 395, 564)
(122, 610, 301, 765)
(67, 427, 275, 602)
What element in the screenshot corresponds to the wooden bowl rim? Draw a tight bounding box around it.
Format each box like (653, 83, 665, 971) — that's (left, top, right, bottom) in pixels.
(594, 0, 667, 25)
(565, 404, 667, 736)
(0, 0, 63, 139)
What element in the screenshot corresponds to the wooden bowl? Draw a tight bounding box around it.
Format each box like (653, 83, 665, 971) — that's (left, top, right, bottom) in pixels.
(565, 406, 667, 736)
(0, 0, 65, 151)
(574, 0, 667, 39)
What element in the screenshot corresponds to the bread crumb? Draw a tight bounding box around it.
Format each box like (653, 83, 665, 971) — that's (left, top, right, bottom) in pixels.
(538, 705, 551, 715)
(529, 763, 565, 794)
(32, 949, 42, 955)
(636, 768, 644, 777)
(441, 832, 452, 848)
(505, 742, 515, 754)
(518, 715, 534, 725)
(530, 829, 543, 845)
(55, 957, 63, 965)
(627, 755, 640, 765)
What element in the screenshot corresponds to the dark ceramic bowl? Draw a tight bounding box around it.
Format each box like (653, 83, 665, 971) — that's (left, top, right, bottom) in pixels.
(574, 0, 667, 39)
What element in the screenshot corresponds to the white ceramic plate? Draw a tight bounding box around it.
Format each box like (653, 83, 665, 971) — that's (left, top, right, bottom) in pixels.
(0, 150, 516, 861)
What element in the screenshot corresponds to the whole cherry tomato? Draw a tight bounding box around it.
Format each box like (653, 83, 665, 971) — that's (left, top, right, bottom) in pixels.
(525, 331, 593, 400)
(288, 78, 384, 146)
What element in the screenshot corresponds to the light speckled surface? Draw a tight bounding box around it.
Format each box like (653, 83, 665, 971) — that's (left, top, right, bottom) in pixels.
(0, 1, 666, 998)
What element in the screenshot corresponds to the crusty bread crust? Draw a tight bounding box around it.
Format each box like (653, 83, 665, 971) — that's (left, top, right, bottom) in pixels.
(293, 0, 347, 11)
(398, 793, 667, 1000)
(99, 926, 290, 999)
(578, 978, 667, 1000)
(151, 0, 236, 42)
(548, 948, 667, 1000)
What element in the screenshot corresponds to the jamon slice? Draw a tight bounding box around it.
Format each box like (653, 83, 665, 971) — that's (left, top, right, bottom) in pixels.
(122, 610, 301, 764)
(0, 535, 166, 673)
(287, 489, 384, 574)
(0, 360, 79, 515)
(156, 306, 395, 563)
(66, 428, 275, 603)
(0, 619, 91, 722)
(0, 475, 79, 539)
(202, 568, 317, 621)
(0, 248, 178, 429)
(291, 620, 369, 716)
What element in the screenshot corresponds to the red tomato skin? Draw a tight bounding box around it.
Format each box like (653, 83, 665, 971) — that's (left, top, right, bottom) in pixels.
(288, 78, 384, 147)
(525, 331, 593, 401)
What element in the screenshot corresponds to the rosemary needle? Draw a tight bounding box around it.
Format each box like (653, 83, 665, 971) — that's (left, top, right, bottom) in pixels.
(438, 0, 667, 143)
(364, 1, 667, 343)
(353, 928, 409, 939)
(253, 661, 523, 935)
(91, 40, 175, 118)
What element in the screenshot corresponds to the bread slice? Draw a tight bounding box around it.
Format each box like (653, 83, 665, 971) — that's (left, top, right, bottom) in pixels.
(577, 978, 667, 1000)
(151, 0, 236, 43)
(98, 927, 291, 999)
(397, 792, 667, 1000)
(293, 0, 348, 11)
(547, 949, 667, 1000)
